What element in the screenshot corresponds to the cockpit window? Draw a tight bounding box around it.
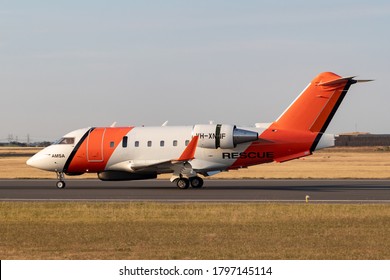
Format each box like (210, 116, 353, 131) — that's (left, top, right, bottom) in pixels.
(55, 137, 75, 145)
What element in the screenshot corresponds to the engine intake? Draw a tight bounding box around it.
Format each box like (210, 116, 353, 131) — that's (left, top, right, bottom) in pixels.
(193, 124, 258, 149)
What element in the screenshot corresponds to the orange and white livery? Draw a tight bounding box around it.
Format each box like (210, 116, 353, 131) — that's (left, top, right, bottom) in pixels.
(27, 72, 371, 189)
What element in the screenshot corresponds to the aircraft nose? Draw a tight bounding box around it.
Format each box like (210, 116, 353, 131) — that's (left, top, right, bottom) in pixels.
(27, 153, 45, 169)
(26, 152, 57, 171)
(26, 156, 34, 167)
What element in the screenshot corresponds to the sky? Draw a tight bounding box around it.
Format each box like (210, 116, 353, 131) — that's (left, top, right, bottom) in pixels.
(1, 0, 389, 142)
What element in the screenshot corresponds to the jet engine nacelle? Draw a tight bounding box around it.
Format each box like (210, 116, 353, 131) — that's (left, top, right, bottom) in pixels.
(193, 124, 259, 149)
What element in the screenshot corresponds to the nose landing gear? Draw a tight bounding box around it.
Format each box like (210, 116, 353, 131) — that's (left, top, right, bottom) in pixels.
(56, 172, 66, 189)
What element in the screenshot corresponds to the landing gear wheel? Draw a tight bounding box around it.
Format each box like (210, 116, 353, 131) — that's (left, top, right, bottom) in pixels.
(56, 172, 66, 189)
(56, 180, 66, 189)
(176, 178, 190, 189)
(190, 176, 204, 188)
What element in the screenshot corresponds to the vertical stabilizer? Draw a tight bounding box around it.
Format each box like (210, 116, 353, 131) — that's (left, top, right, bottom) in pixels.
(275, 72, 357, 133)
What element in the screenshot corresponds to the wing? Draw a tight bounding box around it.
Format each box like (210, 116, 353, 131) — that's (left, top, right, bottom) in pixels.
(107, 136, 199, 173)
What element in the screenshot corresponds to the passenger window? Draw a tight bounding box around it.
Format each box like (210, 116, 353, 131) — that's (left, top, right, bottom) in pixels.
(122, 136, 128, 148)
(135, 141, 139, 147)
(173, 140, 178, 147)
(160, 140, 165, 147)
(147, 141, 152, 147)
(110, 141, 115, 148)
(185, 140, 190, 146)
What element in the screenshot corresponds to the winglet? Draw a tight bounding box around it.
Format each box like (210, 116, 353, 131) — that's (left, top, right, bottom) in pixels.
(177, 136, 199, 161)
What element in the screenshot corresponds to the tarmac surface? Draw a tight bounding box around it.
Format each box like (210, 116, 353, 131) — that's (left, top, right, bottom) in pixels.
(1, 179, 390, 203)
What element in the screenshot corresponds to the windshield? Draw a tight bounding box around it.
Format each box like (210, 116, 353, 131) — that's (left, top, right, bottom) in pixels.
(54, 137, 75, 145)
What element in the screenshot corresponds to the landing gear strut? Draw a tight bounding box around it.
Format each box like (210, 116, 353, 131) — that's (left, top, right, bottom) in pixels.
(56, 172, 66, 189)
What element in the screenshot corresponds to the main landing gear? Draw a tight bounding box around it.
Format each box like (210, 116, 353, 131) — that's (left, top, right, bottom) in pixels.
(174, 176, 204, 189)
(56, 172, 66, 189)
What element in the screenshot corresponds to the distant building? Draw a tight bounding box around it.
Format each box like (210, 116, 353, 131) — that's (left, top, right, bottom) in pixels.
(335, 133, 390, 146)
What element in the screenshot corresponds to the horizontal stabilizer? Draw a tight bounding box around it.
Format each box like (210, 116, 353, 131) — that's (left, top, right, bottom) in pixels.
(354, 79, 374, 83)
(318, 77, 373, 87)
(318, 76, 355, 86)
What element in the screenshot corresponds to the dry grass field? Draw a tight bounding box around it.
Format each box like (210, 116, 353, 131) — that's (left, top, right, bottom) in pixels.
(1, 202, 390, 260)
(1, 147, 389, 179)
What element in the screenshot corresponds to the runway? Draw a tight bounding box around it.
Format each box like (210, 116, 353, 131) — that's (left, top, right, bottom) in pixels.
(1, 179, 390, 203)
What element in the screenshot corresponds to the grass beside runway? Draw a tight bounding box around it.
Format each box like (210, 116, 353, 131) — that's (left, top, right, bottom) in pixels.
(1, 202, 390, 260)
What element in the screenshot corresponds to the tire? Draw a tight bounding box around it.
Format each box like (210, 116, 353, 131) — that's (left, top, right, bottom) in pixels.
(56, 181, 66, 189)
(176, 178, 190, 189)
(190, 177, 204, 188)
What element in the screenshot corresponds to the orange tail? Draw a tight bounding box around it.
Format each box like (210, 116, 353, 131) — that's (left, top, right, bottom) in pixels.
(275, 72, 357, 133)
